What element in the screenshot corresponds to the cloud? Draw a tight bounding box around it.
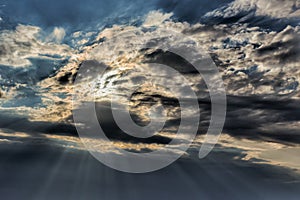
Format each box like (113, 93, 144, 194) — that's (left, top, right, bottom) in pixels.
(143, 11, 173, 27)
(32, 11, 300, 123)
(0, 25, 72, 68)
(203, 133, 300, 172)
(46, 27, 66, 43)
(204, 0, 300, 30)
(0, 11, 297, 160)
(231, 0, 300, 18)
(205, 0, 300, 19)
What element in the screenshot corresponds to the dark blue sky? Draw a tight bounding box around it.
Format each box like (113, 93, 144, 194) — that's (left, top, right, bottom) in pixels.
(0, 0, 233, 31)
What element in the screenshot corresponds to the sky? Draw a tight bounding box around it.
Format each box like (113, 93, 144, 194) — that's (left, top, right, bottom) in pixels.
(0, 0, 299, 199)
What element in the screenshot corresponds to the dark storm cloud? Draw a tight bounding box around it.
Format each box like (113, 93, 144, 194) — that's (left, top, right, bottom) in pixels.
(176, 95, 300, 144)
(0, 111, 77, 136)
(219, 96, 300, 143)
(93, 101, 173, 145)
(79, 96, 300, 145)
(256, 35, 300, 64)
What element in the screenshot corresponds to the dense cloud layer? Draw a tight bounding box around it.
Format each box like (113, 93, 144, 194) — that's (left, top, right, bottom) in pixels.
(0, 1, 299, 174)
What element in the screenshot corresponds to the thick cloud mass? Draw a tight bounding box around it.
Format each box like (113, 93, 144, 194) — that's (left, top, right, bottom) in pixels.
(0, 0, 299, 180)
(202, 0, 300, 30)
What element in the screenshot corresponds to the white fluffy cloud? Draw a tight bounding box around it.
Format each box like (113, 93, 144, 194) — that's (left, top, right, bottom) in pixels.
(46, 27, 66, 43)
(0, 25, 72, 68)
